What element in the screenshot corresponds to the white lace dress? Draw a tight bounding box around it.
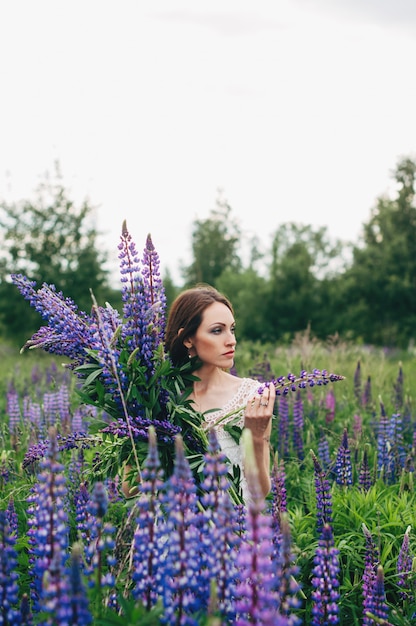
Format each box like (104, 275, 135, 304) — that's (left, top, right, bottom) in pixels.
(202, 377, 260, 501)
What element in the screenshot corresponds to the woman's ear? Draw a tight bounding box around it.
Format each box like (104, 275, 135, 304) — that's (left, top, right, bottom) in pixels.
(178, 328, 192, 350)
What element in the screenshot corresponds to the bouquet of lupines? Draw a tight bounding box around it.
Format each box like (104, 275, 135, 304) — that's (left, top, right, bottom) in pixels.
(13, 222, 345, 489)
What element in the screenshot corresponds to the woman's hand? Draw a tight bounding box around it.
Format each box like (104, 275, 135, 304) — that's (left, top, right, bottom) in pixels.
(243, 383, 275, 497)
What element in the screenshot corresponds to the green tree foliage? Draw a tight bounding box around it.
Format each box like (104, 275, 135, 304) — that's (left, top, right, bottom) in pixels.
(0, 164, 112, 343)
(343, 156, 416, 347)
(265, 223, 343, 341)
(182, 191, 242, 287)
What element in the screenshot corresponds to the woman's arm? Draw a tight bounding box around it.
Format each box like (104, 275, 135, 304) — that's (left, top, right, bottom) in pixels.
(243, 383, 275, 498)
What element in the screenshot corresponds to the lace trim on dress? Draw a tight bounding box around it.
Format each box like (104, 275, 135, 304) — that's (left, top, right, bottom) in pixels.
(202, 378, 260, 429)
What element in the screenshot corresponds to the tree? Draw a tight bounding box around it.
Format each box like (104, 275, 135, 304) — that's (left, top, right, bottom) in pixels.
(182, 191, 242, 287)
(343, 156, 416, 347)
(266, 223, 344, 341)
(0, 164, 112, 343)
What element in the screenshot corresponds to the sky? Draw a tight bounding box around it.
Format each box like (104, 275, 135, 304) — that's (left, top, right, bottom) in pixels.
(1, 0, 416, 283)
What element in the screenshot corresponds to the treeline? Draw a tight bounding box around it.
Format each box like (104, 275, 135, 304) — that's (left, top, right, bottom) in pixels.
(1, 157, 416, 349)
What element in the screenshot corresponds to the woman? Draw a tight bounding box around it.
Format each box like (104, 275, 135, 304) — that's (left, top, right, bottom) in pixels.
(165, 285, 275, 500)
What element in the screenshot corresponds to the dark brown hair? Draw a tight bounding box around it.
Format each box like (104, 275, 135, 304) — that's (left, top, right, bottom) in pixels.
(164, 285, 234, 366)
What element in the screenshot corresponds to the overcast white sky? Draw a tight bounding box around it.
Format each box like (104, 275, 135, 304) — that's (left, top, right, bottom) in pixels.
(1, 0, 416, 283)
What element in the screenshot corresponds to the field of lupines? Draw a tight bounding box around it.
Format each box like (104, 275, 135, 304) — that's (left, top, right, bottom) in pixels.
(1, 223, 416, 625)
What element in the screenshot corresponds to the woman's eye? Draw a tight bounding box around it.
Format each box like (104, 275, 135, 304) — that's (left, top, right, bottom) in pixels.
(211, 328, 222, 334)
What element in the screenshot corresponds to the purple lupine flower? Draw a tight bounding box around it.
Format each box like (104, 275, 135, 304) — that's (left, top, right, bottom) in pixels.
(7, 382, 21, 436)
(56, 383, 72, 433)
(393, 362, 404, 412)
(274, 513, 302, 625)
(43, 391, 60, 426)
(74, 482, 91, 545)
(317, 430, 331, 470)
(335, 428, 353, 487)
(362, 523, 380, 626)
(386, 413, 406, 483)
(131, 427, 166, 610)
(311, 451, 333, 533)
(270, 455, 288, 538)
(354, 360, 362, 404)
(160, 435, 202, 624)
(278, 395, 290, 458)
(259, 369, 345, 398)
(0, 510, 21, 625)
(84, 482, 116, 593)
(364, 565, 389, 624)
(140, 233, 167, 367)
(19, 593, 33, 626)
(66, 543, 93, 625)
(6, 498, 18, 536)
(23, 397, 42, 433)
(362, 375, 373, 411)
(11, 274, 93, 364)
(310, 524, 340, 626)
(197, 429, 240, 617)
(234, 432, 280, 625)
(26, 427, 69, 610)
(397, 526, 414, 601)
(293, 390, 304, 460)
(325, 388, 336, 424)
(358, 447, 373, 491)
(377, 401, 390, 482)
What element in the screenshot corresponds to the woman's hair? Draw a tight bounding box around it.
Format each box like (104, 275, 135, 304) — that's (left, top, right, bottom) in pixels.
(165, 285, 234, 366)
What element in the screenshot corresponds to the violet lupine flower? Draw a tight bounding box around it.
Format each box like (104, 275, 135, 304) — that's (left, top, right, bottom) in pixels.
(334, 428, 353, 487)
(364, 565, 389, 624)
(40, 542, 93, 625)
(278, 395, 290, 458)
(358, 447, 373, 491)
(197, 428, 240, 617)
(377, 401, 390, 482)
(393, 362, 404, 412)
(311, 451, 333, 534)
(0, 510, 21, 626)
(259, 369, 345, 398)
(84, 482, 116, 592)
(362, 375, 373, 411)
(43, 391, 60, 427)
(23, 397, 42, 432)
(310, 523, 340, 626)
(26, 428, 69, 610)
(397, 526, 414, 601)
(11, 274, 92, 364)
(234, 432, 280, 626)
(19, 593, 33, 626)
(274, 513, 302, 625)
(362, 524, 380, 626)
(140, 233, 167, 369)
(6, 498, 18, 536)
(293, 390, 304, 460)
(270, 455, 288, 540)
(7, 382, 21, 435)
(386, 413, 406, 483)
(131, 427, 166, 610)
(74, 482, 91, 545)
(67, 543, 93, 625)
(354, 360, 362, 404)
(160, 435, 202, 624)
(317, 430, 331, 470)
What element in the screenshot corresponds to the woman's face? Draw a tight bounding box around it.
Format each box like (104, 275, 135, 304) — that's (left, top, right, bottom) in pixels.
(187, 301, 236, 368)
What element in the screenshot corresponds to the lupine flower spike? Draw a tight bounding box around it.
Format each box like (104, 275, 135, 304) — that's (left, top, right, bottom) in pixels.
(310, 523, 340, 626)
(131, 426, 165, 610)
(335, 428, 353, 487)
(311, 451, 333, 533)
(0, 510, 21, 625)
(234, 429, 281, 625)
